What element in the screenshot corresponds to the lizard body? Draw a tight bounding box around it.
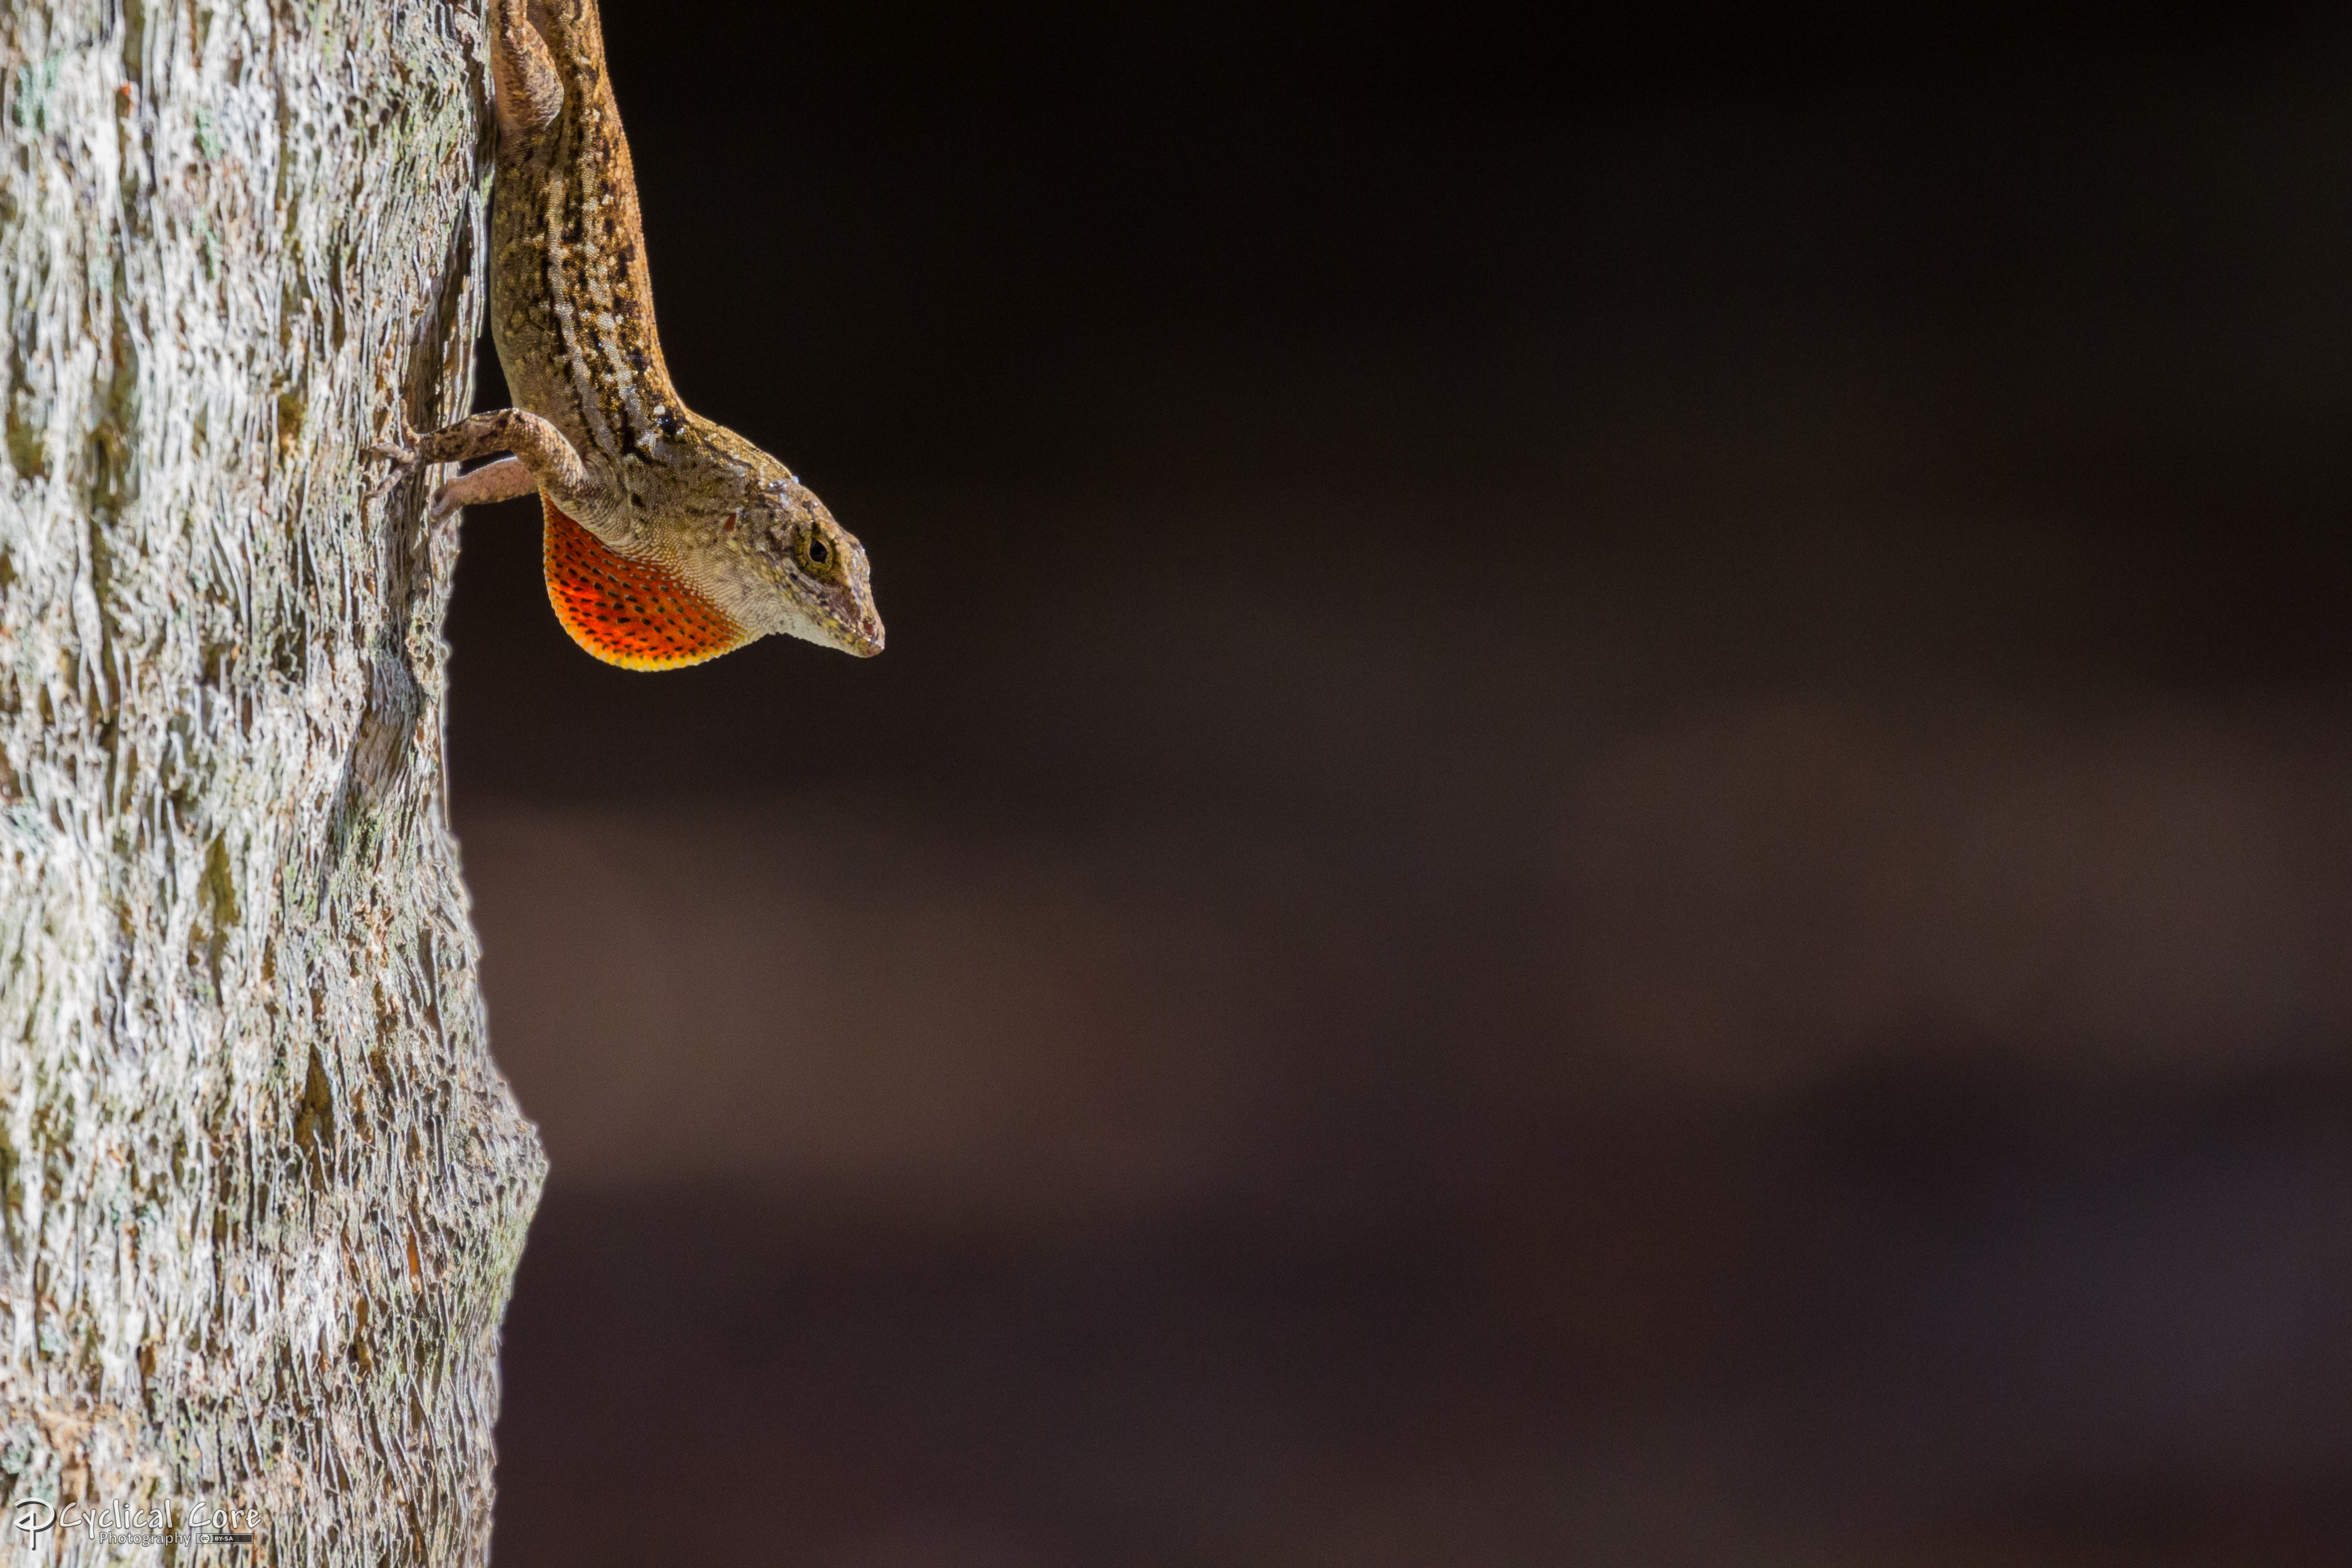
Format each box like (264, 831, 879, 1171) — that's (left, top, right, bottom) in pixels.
(378, 0, 881, 668)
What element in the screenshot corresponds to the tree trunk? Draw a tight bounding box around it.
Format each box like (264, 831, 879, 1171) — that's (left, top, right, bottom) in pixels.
(0, 0, 543, 1562)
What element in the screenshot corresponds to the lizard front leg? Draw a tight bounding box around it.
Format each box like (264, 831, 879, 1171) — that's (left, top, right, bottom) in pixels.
(373, 408, 606, 523)
(431, 455, 536, 518)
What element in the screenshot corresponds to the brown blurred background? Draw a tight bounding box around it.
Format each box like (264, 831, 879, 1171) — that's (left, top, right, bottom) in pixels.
(453, 3, 2352, 1562)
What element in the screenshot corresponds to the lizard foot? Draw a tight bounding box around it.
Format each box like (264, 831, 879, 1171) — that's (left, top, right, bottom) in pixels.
(362, 427, 422, 499)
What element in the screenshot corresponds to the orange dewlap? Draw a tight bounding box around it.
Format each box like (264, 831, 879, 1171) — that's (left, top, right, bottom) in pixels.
(541, 494, 751, 670)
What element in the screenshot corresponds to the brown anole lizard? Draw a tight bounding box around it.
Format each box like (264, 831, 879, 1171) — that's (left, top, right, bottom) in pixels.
(374, 0, 882, 669)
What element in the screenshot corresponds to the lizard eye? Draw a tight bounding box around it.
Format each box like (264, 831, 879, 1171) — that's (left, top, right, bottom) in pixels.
(798, 530, 833, 572)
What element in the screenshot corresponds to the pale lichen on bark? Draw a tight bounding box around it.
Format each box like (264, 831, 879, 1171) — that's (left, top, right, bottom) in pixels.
(0, 1, 543, 1563)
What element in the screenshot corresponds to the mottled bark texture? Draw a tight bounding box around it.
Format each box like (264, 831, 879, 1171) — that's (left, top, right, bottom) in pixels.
(0, 0, 543, 1563)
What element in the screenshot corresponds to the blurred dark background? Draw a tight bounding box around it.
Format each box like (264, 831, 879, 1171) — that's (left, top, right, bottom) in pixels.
(453, 3, 2352, 1562)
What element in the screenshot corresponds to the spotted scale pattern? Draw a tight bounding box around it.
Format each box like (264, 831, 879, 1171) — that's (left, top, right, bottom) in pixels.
(489, 0, 676, 473)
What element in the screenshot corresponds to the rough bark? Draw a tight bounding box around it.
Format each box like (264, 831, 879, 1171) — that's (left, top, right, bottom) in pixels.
(0, 0, 543, 1563)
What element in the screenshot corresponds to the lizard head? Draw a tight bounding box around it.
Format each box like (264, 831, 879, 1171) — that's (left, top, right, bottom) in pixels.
(680, 436, 884, 659)
(731, 474, 884, 658)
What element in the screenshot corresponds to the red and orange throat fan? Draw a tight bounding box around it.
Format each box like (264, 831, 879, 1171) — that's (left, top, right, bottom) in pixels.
(540, 495, 750, 670)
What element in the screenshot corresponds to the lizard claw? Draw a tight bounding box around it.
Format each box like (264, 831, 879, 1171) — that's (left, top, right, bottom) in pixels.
(363, 429, 422, 499)
(367, 450, 464, 528)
